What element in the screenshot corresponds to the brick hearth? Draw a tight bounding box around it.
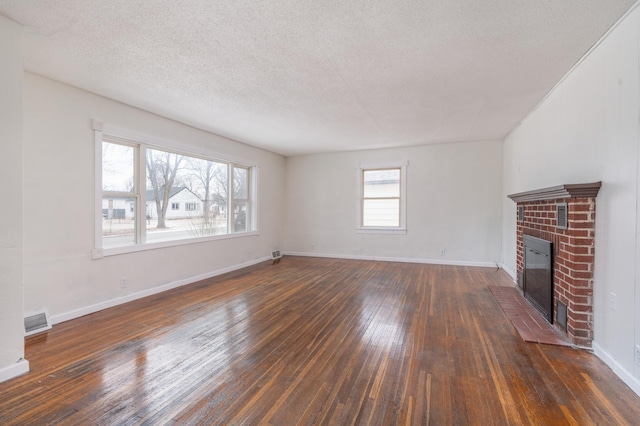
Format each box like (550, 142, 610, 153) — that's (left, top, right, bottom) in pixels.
(508, 182, 601, 347)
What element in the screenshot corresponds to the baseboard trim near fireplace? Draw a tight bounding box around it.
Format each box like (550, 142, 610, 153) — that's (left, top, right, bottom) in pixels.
(593, 342, 640, 397)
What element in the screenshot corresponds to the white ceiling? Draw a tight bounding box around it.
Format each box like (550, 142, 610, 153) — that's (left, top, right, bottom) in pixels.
(0, 1, 636, 156)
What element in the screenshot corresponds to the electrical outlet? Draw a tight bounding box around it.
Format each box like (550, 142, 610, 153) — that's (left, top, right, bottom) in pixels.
(439, 248, 445, 256)
(120, 277, 128, 289)
(609, 293, 617, 311)
(635, 345, 640, 366)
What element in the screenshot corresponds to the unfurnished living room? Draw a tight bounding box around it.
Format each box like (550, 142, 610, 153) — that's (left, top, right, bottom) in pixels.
(2, 0, 640, 424)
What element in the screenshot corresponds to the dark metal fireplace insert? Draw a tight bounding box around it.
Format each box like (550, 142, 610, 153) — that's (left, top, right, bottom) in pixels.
(523, 235, 554, 323)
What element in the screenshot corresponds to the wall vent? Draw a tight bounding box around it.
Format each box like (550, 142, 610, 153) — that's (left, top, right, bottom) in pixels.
(24, 309, 52, 336)
(271, 249, 282, 264)
(556, 300, 568, 331)
(556, 203, 568, 230)
(517, 205, 524, 222)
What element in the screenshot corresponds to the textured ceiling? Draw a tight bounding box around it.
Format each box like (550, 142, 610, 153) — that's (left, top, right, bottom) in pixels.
(0, 1, 637, 156)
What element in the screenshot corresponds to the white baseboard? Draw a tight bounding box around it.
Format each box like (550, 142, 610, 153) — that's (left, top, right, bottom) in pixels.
(593, 342, 640, 397)
(283, 251, 498, 268)
(51, 256, 270, 325)
(0, 358, 29, 383)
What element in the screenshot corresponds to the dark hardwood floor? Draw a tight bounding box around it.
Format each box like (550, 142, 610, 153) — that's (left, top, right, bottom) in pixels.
(1, 257, 639, 425)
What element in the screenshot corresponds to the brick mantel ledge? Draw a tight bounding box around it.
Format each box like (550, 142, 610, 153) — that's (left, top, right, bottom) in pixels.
(508, 182, 601, 203)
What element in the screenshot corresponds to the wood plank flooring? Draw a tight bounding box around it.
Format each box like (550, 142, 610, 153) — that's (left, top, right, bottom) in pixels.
(1, 256, 639, 425)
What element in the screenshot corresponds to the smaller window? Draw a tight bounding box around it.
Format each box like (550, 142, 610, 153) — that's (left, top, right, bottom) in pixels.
(363, 168, 400, 227)
(357, 161, 407, 234)
(171, 203, 180, 210)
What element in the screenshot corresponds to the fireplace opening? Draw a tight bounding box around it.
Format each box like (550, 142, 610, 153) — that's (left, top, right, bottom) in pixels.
(523, 234, 554, 323)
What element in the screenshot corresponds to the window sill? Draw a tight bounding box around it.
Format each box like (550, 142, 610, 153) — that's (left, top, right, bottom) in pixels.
(356, 227, 407, 235)
(97, 231, 259, 258)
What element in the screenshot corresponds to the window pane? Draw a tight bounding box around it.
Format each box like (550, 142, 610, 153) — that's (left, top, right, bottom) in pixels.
(363, 169, 399, 198)
(178, 158, 229, 236)
(144, 150, 235, 241)
(145, 148, 186, 242)
(233, 201, 248, 232)
(211, 162, 229, 234)
(103, 142, 134, 192)
(232, 166, 249, 233)
(102, 196, 136, 247)
(363, 199, 400, 227)
(233, 167, 248, 199)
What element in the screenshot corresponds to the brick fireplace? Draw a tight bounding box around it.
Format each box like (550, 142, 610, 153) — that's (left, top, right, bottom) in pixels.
(508, 182, 601, 348)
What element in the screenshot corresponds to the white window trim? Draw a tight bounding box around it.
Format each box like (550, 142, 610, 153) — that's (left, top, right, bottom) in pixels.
(356, 160, 407, 234)
(92, 120, 259, 258)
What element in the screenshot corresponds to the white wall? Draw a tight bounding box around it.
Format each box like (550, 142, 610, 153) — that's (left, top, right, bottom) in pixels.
(284, 141, 503, 265)
(502, 6, 640, 394)
(0, 15, 29, 382)
(22, 73, 285, 322)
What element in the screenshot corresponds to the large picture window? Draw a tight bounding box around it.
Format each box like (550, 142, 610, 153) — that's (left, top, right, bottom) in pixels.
(95, 125, 256, 254)
(357, 161, 407, 234)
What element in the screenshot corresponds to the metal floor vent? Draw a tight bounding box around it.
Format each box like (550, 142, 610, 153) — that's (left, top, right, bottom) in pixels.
(271, 249, 282, 264)
(24, 309, 52, 336)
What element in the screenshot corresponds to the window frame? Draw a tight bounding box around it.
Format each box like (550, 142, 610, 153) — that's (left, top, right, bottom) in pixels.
(93, 120, 259, 258)
(356, 161, 407, 235)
